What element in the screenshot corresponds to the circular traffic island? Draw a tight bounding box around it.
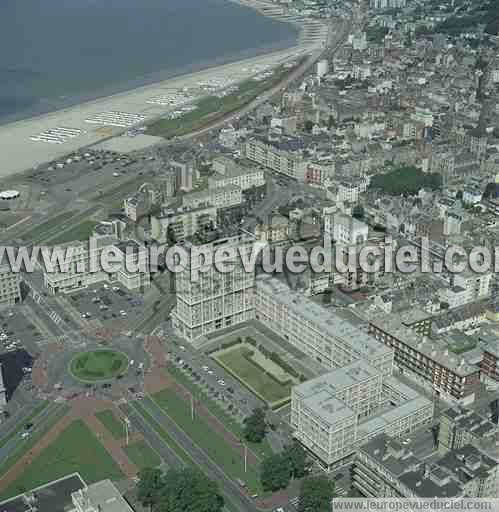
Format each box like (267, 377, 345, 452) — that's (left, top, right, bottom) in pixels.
(69, 349, 129, 383)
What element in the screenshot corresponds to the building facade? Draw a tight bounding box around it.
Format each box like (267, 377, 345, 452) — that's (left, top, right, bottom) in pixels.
(172, 235, 256, 340)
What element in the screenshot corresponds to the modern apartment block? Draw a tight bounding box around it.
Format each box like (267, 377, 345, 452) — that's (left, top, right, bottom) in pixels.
(255, 276, 394, 376)
(324, 212, 369, 245)
(482, 344, 499, 383)
(291, 360, 433, 471)
(150, 204, 217, 243)
(243, 137, 308, 180)
(182, 184, 242, 210)
(0, 264, 22, 305)
(210, 156, 266, 191)
(172, 235, 256, 340)
(43, 235, 150, 294)
(369, 314, 481, 405)
(354, 434, 499, 498)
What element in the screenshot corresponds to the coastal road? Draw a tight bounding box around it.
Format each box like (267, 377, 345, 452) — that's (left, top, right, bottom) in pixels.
(174, 16, 352, 144)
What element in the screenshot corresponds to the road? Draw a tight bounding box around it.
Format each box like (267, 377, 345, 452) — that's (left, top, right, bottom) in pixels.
(0, 401, 66, 464)
(176, 17, 351, 144)
(136, 396, 261, 512)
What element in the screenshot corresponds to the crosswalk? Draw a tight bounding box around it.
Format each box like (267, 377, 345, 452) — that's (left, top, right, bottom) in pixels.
(27, 280, 88, 348)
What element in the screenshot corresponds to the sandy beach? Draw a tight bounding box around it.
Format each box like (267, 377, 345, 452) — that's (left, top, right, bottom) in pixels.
(0, 0, 327, 179)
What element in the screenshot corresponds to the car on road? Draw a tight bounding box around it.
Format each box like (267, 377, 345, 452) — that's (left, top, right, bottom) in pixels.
(202, 366, 209, 371)
(179, 345, 186, 351)
(218, 379, 225, 386)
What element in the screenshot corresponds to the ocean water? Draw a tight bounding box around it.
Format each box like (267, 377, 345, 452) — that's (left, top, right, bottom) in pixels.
(0, 0, 297, 124)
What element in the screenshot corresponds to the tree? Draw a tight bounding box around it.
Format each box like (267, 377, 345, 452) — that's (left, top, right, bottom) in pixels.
(298, 476, 336, 512)
(369, 165, 442, 196)
(284, 440, 309, 479)
(260, 441, 309, 492)
(304, 120, 314, 133)
(352, 204, 365, 220)
(261, 453, 291, 492)
(243, 408, 267, 443)
(158, 467, 224, 512)
(137, 467, 164, 509)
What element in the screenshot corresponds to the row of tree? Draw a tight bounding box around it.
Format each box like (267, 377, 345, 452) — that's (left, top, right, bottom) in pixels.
(261, 440, 309, 492)
(137, 467, 224, 512)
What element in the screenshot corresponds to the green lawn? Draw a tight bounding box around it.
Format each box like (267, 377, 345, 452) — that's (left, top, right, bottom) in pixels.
(127, 402, 192, 466)
(146, 62, 301, 139)
(70, 349, 129, 382)
(214, 347, 291, 405)
(124, 440, 161, 470)
(95, 410, 125, 440)
(167, 365, 273, 459)
(127, 402, 246, 512)
(150, 392, 262, 493)
(1, 419, 124, 500)
(0, 401, 48, 450)
(49, 220, 98, 245)
(19, 211, 76, 242)
(0, 404, 69, 485)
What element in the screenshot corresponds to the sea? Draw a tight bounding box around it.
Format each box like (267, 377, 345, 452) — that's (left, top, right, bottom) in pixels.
(0, 0, 298, 125)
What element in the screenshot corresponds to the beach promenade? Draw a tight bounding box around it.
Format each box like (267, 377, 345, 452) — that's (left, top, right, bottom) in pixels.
(0, 0, 329, 179)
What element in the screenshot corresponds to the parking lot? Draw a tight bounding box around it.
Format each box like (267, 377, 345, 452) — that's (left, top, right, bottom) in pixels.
(0, 307, 45, 356)
(65, 283, 144, 330)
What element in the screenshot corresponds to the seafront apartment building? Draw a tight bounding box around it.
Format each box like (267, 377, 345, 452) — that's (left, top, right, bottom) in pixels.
(0, 264, 21, 306)
(172, 235, 255, 340)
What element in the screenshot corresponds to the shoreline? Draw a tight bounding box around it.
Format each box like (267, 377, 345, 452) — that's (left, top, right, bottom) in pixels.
(0, 1, 327, 179)
(0, 0, 302, 130)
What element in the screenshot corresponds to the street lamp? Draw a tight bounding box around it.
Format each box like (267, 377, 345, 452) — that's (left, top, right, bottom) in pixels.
(123, 417, 131, 446)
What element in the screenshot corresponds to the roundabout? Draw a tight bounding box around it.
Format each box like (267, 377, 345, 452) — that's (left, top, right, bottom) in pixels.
(69, 349, 129, 383)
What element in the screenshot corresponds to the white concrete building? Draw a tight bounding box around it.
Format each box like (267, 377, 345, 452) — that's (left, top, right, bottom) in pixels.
(151, 204, 217, 243)
(210, 156, 265, 191)
(172, 235, 256, 340)
(337, 178, 367, 203)
(72, 479, 134, 512)
(243, 138, 308, 181)
(291, 360, 433, 470)
(43, 235, 150, 294)
(182, 184, 242, 210)
(325, 212, 369, 245)
(255, 277, 394, 376)
(0, 264, 22, 305)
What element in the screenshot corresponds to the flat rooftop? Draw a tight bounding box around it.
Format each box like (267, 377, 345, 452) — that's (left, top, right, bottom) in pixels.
(257, 277, 393, 363)
(294, 359, 382, 398)
(369, 313, 479, 377)
(0, 473, 85, 512)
